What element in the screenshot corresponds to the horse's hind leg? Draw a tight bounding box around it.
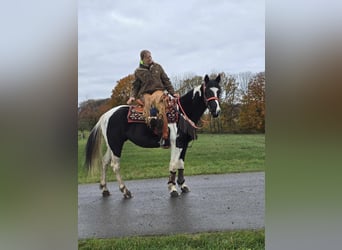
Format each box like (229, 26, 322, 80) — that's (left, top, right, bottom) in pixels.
(110, 153, 132, 199)
(100, 149, 111, 197)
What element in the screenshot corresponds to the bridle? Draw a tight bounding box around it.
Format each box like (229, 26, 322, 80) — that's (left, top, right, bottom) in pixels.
(202, 83, 220, 106)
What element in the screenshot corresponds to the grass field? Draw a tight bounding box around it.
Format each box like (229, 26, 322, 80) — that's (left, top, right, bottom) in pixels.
(78, 133, 265, 184)
(79, 229, 265, 250)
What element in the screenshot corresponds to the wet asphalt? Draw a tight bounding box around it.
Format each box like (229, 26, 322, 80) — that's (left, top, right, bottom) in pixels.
(78, 172, 264, 239)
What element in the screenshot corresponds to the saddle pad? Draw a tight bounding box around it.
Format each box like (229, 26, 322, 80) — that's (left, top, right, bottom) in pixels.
(127, 100, 178, 123)
(166, 101, 178, 123)
(127, 106, 145, 123)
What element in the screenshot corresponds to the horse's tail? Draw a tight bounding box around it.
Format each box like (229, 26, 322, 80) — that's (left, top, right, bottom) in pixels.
(85, 119, 103, 175)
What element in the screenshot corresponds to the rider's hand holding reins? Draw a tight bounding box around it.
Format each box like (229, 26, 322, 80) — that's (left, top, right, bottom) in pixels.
(127, 97, 135, 104)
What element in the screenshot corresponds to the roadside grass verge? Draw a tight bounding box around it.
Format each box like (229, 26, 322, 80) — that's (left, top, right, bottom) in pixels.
(78, 229, 265, 250)
(78, 133, 265, 184)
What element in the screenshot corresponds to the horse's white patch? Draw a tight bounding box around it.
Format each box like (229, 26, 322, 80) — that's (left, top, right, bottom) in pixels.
(111, 155, 120, 172)
(178, 159, 184, 169)
(99, 105, 129, 146)
(210, 87, 221, 114)
(169, 147, 182, 172)
(192, 85, 202, 99)
(168, 123, 177, 141)
(215, 100, 221, 114)
(168, 183, 178, 193)
(168, 123, 182, 172)
(210, 87, 219, 97)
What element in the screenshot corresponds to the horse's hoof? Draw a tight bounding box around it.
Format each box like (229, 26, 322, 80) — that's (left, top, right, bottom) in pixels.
(102, 190, 110, 197)
(181, 186, 190, 193)
(123, 190, 132, 199)
(170, 190, 179, 197)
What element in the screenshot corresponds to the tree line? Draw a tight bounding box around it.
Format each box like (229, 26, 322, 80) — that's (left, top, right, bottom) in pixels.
(78, 71, 265, 134)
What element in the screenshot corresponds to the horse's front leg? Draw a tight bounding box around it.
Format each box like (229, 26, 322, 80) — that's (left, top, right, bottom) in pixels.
(169, 156, 190, 196)
(168, 170, 178, 197)
(177, 159, 190, 193)
(111, 153, 132, 199)
(168, 123, 181, 197)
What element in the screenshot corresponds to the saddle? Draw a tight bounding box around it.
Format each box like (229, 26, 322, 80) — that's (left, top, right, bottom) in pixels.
(127, 96, 178, 124)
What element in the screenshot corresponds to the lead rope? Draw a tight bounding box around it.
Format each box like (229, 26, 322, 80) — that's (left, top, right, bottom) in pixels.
(176, 96, 202, 129)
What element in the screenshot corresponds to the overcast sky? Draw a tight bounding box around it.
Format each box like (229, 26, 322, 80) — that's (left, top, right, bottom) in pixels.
(78, 0, 265, 103)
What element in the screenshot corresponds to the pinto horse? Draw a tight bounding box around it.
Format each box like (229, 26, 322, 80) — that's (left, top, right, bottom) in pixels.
(85, 74, 221, 198)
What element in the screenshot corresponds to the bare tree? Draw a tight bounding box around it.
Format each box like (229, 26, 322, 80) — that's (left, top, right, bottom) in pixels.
(234, 71, 254, 96)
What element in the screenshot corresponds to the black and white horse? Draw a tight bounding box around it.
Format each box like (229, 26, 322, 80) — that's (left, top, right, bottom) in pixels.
(85, 74, 221, 198)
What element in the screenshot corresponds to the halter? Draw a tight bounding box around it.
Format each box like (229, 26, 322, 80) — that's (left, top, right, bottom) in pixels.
(202, 83, 219, 105)
(176, 83, 220, 129)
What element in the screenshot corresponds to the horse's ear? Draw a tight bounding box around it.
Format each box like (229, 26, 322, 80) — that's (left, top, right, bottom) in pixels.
(204, 74, 209, 84)
(216, 74, 221, 83)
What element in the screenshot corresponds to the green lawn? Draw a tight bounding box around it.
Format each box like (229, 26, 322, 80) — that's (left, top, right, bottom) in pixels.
(78, 133, 264, 184)
(79, 229, 265, 250)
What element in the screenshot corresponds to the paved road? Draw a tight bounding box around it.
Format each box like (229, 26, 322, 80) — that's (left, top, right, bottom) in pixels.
(78, 172, 264, 239)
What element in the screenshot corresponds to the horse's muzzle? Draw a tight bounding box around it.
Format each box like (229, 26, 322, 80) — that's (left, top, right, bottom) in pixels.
(208, 100, 221, 118)
(212, 109, 221, 118)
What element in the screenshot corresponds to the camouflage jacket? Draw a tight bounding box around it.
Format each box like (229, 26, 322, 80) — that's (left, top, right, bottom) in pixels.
(131, 62, 175, 98)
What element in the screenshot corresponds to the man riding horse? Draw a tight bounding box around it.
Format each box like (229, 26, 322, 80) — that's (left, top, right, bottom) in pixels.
(86, 72, 221, 198)
(127, 50, 179, 148)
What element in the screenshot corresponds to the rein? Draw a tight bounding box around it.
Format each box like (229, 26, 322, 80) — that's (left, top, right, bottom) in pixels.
(177, 97, 201, 129)
(176, 83, 219, 130)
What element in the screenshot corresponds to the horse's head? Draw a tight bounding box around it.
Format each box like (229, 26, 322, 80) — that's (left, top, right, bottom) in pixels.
(203, 74, 221, 117)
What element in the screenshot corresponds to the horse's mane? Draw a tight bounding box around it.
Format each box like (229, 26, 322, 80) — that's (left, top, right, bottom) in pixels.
(180, 85, 201, 102)
(177, 85, 206, 140)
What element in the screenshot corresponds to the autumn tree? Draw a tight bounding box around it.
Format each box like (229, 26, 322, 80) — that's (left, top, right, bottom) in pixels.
(239, 72, 265, 132)
(79, 71, 266, 134)
(109, 74, 135, 107)
(220, 73, 240, 132)
(78, 99, 111, 131)
(176, 75, 203, 96)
